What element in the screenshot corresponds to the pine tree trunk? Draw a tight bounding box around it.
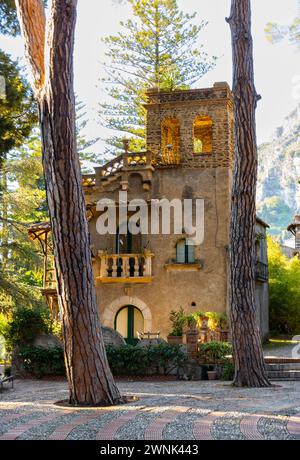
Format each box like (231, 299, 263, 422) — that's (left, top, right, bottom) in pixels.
(16, 0, 121, 405)
(226, 0, 270, 387)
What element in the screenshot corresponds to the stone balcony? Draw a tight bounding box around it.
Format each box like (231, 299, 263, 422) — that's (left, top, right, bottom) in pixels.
(97, 251, 154, 284)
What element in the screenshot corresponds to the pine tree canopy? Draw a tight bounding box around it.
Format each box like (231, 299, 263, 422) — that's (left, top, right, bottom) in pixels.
(0, 50, 37, 163)
(99, 0, 217, 154)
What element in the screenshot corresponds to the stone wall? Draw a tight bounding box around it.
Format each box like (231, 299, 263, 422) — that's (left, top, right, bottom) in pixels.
(145, 82, 234, 169)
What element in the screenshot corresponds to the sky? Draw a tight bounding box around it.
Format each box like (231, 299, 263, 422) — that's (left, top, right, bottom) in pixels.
(1, 0, 300, 158)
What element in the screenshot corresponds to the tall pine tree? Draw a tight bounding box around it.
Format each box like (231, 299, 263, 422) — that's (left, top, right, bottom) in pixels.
(99, 0, 216, 154)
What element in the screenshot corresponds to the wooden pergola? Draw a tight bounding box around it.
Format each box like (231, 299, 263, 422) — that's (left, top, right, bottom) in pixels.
(28, 222, 59, 321)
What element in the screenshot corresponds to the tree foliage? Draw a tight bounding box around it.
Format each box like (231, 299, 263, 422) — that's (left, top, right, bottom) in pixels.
(268, 236, 300, 335)
(0, 0, 47, 36)
(0, 306, 51, 351)
(0, 0, 20, 36)
(0, 50, 37, 164)
(0, 132, 47, 314)
(99, 0, 216, 154)
(265, 1, 300, 50)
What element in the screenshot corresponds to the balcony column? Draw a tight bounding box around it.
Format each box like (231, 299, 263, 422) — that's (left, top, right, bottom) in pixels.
(112, 256, 118, 277)
(122, 256, 129, 277)
(134, 256, 140, 277)
(99, 256, 108, 277)
(144, 254, 152, 276)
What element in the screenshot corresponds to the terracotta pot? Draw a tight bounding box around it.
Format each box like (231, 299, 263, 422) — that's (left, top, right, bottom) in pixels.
(220, 330, 229, 342)
(201, 316, 209, 329)
(207, 370, 217, 381)
(167, 335, 183, 345)
(213, 328, 222, 341)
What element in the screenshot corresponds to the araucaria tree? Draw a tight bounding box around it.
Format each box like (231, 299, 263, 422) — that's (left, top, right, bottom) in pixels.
(100, 0, 216, 153)
(15, 0, 121, 405)
(227, 0, 271, 387)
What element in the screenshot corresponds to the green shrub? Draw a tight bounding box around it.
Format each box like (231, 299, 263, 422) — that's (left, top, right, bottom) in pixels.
(4, 366, 11, 377)
(18, 346, 65, 378)
(268, 237, 300, 335)
(106, 343, 186, 376)
(1, 307, 53, 352)
(199, 341, 232, 362)
(169, 307, 185, 336)
(206, 312, 228, 331)
(183, 314, 197, 329)
(220, 361, 235, 381)
(16, 342, 187, 378)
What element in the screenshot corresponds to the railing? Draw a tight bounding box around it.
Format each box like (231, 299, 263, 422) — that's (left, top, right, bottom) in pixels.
(98, 252, 154, 281)
(97, 154, 124, 178)
(255, 261, 269, 282)
(95, 150, 153, 180)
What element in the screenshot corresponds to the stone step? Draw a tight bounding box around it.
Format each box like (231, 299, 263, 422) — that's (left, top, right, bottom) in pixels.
(266, 363, 300, 371)
(264, 357, 300, 364)
(267, 370, 300, 380)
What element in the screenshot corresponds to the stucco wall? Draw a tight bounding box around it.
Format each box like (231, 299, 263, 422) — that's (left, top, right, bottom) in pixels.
(89, 165, 232, 338)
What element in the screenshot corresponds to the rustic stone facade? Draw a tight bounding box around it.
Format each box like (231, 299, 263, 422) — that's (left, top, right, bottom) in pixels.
(82, 82, 269, 342)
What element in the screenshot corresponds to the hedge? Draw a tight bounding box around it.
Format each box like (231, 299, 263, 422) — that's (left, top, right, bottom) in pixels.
(16, 343, 187, 378)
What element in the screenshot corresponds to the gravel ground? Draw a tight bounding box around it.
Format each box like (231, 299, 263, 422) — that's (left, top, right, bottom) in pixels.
(69, 411, 126, 441)
(163, 408, 210, 440)
(212, 413, 245, 440)
(115, 409, 159, 440)
(258, 416, 291, 440)
(0, 379, 299, 440)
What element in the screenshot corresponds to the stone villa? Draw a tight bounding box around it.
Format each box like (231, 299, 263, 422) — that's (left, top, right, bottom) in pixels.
(28, 82, 270, 342)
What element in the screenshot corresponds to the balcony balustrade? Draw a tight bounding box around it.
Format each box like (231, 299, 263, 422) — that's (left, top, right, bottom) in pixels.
(97, 252, 154, 283)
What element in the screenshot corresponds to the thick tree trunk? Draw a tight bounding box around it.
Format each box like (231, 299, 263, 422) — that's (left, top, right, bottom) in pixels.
(16, 0, 121, 405)
(227, 0, 270, 387)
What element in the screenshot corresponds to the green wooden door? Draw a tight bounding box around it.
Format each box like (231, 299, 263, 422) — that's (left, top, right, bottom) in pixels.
(114, 305, 144, 345)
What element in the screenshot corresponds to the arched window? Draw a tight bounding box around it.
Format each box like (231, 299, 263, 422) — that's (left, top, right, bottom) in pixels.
(193, 115, 213, 154)
(161, 118, 180, 164)
(176, 240, 195, 264)
(115, 305, 144, 344)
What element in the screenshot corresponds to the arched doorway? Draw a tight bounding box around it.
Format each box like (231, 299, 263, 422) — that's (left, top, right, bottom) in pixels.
(114, 305, 144, 345)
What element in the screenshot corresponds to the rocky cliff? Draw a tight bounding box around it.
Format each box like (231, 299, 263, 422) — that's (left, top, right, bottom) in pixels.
(257, 103, 300, 242)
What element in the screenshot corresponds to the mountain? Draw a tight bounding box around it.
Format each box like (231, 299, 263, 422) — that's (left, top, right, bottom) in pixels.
(257, 104, 300, 242)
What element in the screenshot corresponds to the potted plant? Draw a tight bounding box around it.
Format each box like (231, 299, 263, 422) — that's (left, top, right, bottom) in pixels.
(219, 314, 229, 342)
(167, 307, 185, 345)
(207, 367, 218, 380)
(206, 312, 222, 340)
(198, 341, 233, 365)
(184, 313, 198, 331)
(205, 312, 229, 342)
